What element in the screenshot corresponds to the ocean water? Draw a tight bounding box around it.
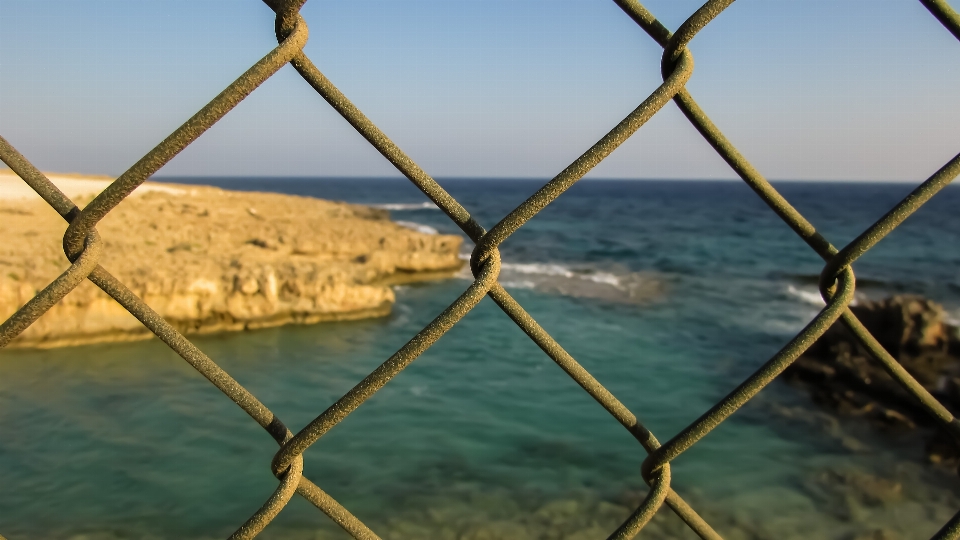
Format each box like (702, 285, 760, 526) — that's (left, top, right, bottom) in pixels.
(1, 179, 959, 539)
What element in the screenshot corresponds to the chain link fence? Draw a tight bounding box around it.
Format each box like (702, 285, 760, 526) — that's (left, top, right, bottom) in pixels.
(3, 0, 960, 538)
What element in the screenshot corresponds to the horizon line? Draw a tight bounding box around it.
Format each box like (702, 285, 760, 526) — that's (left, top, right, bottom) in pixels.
(150, 175, 942, 185)
(0, 168, 947, 185)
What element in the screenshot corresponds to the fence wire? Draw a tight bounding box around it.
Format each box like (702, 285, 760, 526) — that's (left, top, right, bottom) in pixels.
(2, 0, 960, 538)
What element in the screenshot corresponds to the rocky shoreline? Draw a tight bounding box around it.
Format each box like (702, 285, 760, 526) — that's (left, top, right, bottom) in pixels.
(784, 295, 960, 465)
(0, 176, 463, 349)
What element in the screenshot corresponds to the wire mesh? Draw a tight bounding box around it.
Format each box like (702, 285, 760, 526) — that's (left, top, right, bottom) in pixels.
(2, 0, 960, 538)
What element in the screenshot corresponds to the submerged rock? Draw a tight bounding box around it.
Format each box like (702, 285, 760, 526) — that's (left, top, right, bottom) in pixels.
(0, 182, 463, 348)
(784, 295, 960, 464)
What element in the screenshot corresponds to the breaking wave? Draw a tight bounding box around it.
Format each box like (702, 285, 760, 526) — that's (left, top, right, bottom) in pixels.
(456, 261, 662, 304)
(786, 285, 825, 306)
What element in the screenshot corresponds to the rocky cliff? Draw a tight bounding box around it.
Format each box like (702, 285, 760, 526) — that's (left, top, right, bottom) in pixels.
(0, 181, 463, 348)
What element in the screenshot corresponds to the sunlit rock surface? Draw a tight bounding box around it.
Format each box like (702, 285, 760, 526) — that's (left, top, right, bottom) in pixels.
(0, 176, 462, 348)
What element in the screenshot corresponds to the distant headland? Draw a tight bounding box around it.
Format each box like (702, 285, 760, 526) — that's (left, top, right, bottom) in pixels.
(0, 171, 463, 348)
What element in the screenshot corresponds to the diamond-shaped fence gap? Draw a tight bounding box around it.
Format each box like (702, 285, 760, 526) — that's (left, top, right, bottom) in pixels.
(200, 292, 478, 434)
(638, 181, 833, 334)
(662, 0, 960, 182)
(293, 299, 651, 535)
(486, 282, 713, 429)
(775, 181, 960, 271)
(0, 10, 284, 178)
(295, 2, 673, 180)
(584, 105, 743, 180)
(152, 67, 402, 179)
(0, 340, 287, 539)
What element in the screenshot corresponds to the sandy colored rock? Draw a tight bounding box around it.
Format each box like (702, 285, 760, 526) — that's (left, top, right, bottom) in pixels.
(0, 176, 463, 348)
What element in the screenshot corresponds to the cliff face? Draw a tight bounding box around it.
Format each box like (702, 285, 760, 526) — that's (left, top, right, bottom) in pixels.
(0, 182, 463, 348)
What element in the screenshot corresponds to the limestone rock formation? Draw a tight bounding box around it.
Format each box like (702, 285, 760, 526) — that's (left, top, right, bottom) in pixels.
(784, 295, 960, 463)
(0, 182, 463, 348)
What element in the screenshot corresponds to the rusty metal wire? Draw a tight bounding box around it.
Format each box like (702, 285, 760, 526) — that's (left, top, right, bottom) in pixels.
(2, 0, 960, 538)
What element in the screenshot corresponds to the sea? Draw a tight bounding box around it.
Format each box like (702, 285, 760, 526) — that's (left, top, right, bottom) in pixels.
(1, 178, 959, 539)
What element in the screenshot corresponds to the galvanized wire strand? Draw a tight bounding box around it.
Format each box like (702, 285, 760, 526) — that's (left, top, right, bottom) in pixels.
(921, 0, 960, 41)
(230, 445, 304, 540)
(609, 464, 671, 540)
(840, 310, 959, 429)
(935, 510, 960, 540)
(0, 145, 286, 437)
(295, 478, 381, 540)
(612, 0, 671, 47)
(642, 10, 960, 456)
(663, 491, 724, 540)
(0, 231, 101, 348)
(663, 0, 735, 66)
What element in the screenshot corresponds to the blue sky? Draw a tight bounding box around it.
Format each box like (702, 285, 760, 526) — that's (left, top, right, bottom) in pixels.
(1, 0, 958, 181)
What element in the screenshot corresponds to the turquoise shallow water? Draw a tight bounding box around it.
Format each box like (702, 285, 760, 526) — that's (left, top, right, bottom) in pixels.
(2, 179, 960, 539)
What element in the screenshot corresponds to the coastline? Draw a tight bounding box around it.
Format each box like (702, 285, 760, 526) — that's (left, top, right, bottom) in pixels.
(0, 171, 464, 349)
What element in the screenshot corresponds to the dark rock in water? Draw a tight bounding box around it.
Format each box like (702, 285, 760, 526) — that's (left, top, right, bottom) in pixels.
(784, 295, 960, 464)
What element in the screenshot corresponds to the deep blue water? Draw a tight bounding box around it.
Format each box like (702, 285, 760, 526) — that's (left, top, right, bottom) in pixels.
(1, 179, 959, 539)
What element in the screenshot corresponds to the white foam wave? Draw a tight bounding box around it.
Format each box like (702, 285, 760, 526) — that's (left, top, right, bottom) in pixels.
(395, 221, 438, 235)
(584, 272, 621, 287)
(370, 202, 439, 211)
(500, 280, 537, 290)
(457, 262, 630, 288)
(786, 285, 825, 306)
(501, 263, 575, 278)
(453, 259, 661, 303)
